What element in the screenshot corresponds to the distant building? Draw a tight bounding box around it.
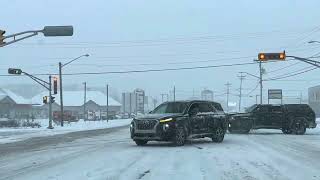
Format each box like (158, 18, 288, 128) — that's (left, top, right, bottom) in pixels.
(201, 89, 214, 101)
(0, 89, 32, 119)
(32, 91, 121, 120)
(308, 85, 320, 117)
(122, 88, 147, 116)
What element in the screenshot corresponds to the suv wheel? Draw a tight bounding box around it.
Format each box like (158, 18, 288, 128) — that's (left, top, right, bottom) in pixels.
(173, 127, 186, 146)
(134, 140, 148, 146)
(291, 119, 306, 135)
(212, 127, 225, 143)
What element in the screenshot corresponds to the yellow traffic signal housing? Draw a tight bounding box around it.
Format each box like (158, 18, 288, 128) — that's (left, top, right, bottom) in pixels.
(0, 30, 5, 45)
(258, 51, 286, 61)
(43, 96, 48, 104)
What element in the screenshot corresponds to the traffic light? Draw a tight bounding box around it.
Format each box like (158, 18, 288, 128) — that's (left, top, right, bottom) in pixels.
(8, 68, 22, 75)
(0, 30, 5, 45)
(53, 77, 58, 95)
(51, 96, 55, 103)
(43, 96, 48, 104)
(258, 51, 286, 61)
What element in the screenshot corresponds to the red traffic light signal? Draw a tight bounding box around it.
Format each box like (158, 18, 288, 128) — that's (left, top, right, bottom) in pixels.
(258, 52, 286, 61)
(0, 30, 5, 45)
(53, 77, 58, 95)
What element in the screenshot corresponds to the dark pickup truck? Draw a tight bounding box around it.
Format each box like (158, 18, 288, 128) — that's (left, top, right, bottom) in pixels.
(130, 100, 228, 146)
(228, 104, 317, 135)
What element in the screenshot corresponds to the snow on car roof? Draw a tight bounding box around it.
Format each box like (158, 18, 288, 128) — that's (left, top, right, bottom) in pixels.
(32, 90, 121, 106)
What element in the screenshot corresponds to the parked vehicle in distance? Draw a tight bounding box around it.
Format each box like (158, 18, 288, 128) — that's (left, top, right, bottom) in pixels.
(130, 100, 228, 146)
(228, 104, 317, 135)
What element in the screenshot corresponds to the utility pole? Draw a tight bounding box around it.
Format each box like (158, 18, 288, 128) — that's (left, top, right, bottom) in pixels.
(225, 82, 231, 113)
(161, 94, 165, 103)
(173, 86, 176, 101)
(106, 84, 109, 122)
(83, 82, 87, 120)
(129, 93, 132, 118)
(238, 72, 246, 112)
(259, 60, 263, 104)
(48, 75, 53, 129)
(58, 62, 64, 127)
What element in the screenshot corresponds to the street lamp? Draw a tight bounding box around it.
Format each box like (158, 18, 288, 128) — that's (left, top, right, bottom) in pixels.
(308, 40, 320, 44)
(59, 54, 89, 126)
(0, 26, 73, 47)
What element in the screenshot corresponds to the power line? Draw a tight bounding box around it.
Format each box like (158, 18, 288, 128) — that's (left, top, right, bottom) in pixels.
(1, 61, 258, 77)
(265, 66, 318, 81)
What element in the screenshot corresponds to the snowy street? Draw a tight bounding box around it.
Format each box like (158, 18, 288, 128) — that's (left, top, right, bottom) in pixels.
(0, 125, 319, 180)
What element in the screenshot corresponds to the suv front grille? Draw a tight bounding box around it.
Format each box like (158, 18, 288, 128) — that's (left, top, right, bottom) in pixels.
(135, 119, 157, 130)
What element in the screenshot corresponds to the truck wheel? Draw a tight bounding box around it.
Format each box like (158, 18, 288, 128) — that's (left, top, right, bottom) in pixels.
(173, 127, 186, 146)
(212, 127, 225, 143)
(134, 140, 148, 146)
(291, 119, 306, 135)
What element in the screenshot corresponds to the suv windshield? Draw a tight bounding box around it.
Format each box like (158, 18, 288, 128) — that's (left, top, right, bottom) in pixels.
(150, 102, 187, 114)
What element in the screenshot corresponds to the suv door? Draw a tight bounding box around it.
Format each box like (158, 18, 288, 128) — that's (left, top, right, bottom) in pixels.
(188, 103, 203, 134)
(253, 105, 269, 128)
(198, 102, 215, 133)
(267, 105, 283, 127)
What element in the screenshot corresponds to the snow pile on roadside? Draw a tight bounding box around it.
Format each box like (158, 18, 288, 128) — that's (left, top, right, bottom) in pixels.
(0, 119, 132, 144)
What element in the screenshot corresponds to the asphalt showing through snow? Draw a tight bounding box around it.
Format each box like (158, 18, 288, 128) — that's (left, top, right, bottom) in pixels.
(0, 127, 319, 180)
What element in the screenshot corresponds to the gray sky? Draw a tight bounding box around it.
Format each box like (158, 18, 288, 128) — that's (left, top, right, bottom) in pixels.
(2, 0, 320, 106)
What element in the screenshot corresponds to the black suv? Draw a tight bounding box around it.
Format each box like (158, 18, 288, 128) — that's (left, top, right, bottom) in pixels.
(130, 100, 228, 146)
(228, 104, 317, 135)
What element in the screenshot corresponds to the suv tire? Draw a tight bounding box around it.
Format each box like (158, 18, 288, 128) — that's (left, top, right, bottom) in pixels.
(173, 127, 186, 146)
(135, 140, 148, 146)
(212, 127, 225, 143)
(291, 119, 306, 135)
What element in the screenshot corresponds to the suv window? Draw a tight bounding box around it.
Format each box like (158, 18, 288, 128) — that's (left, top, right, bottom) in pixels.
(270, 106, 282, 113)
(199, 103, 214, 112)
(256, 105, 268, 112)
(211, 102, 223, 111)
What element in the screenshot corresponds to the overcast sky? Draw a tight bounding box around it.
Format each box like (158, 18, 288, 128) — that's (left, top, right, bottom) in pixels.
(2, 0, 320, 106)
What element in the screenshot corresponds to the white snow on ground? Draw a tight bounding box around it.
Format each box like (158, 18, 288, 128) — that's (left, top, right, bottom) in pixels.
(1, 125, 320, 180)
(0, 119, 132, 144)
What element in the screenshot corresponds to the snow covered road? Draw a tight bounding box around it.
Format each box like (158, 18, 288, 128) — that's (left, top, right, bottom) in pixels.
(0, 127, 320, 180)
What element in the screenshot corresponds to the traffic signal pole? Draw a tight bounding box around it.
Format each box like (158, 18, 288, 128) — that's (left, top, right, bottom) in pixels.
(259, 60, 263, 104)
(59, 62, 64, 127)
(48, 76, 53, 129)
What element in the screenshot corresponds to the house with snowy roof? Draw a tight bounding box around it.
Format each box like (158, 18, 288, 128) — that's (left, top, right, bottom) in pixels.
(0, 89, 32, 119)
(31, 90, 121, 120)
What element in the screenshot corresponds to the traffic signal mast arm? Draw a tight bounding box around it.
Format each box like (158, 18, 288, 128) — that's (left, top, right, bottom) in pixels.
(1, 30, 41, 47)
(287, 55, 320, 69)
(22, 72, 51, 91)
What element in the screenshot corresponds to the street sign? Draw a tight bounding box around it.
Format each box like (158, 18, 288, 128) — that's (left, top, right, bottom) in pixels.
(258, 52, 286, 61)
(268, 89, 282, 99)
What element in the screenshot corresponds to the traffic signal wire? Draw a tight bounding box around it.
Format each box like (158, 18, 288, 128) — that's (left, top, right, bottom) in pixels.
(1, 61, 258, 77)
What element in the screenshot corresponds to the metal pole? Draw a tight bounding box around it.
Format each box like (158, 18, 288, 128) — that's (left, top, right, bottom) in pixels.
(238, 73, 245, 112)
(225, 82, 231, 113)
(129, 93, 132, 118)
(135, 93, 138, 115)
(83, 82, 86, 120)
(259, 60, 263, 104)
(48, 75, 53, 129)
(59, 62, 64, 126)
(173, 86, 176, 101)
(106, 84, 109, 122)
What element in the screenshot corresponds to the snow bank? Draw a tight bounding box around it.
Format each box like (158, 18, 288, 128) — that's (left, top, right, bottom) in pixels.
(0, 119, 132, 144)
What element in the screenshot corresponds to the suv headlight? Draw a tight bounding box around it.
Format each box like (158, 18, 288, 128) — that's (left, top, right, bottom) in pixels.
(160, 118, 173, 123)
